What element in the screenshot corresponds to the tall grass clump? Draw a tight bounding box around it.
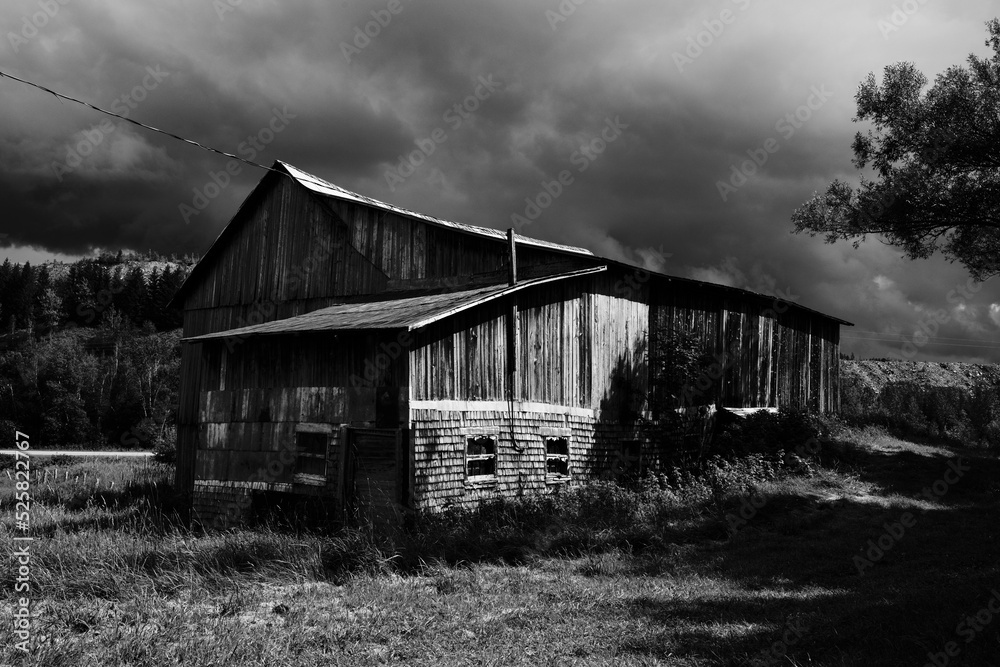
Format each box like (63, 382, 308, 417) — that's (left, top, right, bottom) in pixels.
(0, 410, 839, 598)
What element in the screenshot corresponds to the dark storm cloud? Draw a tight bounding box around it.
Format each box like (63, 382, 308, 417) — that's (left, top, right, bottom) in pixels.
(2, 0, 1000, 359)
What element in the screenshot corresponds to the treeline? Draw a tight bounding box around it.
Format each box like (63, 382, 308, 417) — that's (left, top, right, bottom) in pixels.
(0, 322, 179, 451)
(841, 368, 1000, 448)
(0, 252, 195, 450)
(0, 254, 192, 334)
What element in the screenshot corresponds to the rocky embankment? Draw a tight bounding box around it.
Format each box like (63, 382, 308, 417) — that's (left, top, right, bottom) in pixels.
(840, 360, 1000, 443)
(842, 359, 1000, 395)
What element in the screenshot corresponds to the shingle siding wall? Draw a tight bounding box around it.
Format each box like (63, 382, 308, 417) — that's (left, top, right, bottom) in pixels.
(409, 403, 716, 511)
(191, 480, 256, 528)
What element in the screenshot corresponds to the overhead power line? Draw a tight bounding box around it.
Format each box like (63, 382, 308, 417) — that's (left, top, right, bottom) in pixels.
(841, 335, 1000, 350)
(0, 68, 287, 177)
(850, 329, 1000, 344)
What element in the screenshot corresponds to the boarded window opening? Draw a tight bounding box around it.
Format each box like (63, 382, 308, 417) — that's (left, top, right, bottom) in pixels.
(545, 437, 570, 480)
(466, 436, 497, 480)
(295, 431, 328, 478)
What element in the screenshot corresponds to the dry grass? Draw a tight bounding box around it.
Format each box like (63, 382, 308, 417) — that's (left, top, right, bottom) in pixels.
(2, 427, 1000, 666)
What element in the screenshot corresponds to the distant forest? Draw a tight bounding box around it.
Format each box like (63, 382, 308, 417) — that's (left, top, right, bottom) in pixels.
(0, 249, 196, 334)
(0, 250, 197, 452)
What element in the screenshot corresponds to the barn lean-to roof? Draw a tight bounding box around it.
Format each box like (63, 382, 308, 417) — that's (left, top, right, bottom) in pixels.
(182, 266, 607, 342)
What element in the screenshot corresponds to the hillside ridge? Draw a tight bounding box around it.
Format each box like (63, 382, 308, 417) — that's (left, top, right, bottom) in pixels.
(842, 358, 1000, 395)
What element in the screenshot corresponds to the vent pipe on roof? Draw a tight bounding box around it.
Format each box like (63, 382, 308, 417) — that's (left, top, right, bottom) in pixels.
(507, 228, 517, 286)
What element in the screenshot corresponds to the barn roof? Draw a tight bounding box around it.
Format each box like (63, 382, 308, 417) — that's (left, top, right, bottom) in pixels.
(169, 161, 594, 309)
(171, 161, 851, 326)
(279, 161, 593, 257)
(182, 266, 607, 343)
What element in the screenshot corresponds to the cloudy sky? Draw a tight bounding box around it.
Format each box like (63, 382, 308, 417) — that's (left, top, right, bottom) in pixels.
(2, 0, 1000, 361)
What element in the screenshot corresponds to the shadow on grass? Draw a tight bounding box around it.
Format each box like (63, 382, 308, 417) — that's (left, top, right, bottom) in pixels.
(616, 439, 1000, 666)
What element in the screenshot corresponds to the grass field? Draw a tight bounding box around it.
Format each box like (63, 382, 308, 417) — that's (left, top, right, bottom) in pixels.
(2, 425, 999, 666)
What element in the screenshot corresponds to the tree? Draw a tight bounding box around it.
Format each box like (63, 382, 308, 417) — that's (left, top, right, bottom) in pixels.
(792, 19, 1000, 280)
(34, 287, 62, 335)
(115, 265, 149, 326)
(121, 328, 180, 447)
(0, 260, 15, 332)
(146, 266, 185, 330)
(60, 260, 111, 326)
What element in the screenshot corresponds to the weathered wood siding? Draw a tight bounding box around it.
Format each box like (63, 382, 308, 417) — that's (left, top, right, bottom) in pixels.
(185, 175, 389, 311)
(410, 300, 510, 402)
(196, 407, 347, 485)
(176, 176, 595, 496)
(410, 273, 648, 410)
(183, 175, 595, 317)
(187, 331, 408, 524)
(405, 269, 841, 511)
(407, 272, 657, 511)
(199, 332, 407, 391)
(650, 277, 840, 413)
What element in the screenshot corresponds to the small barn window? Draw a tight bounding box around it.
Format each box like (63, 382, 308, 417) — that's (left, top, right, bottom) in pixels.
(466, 435, 497, 481)
(295, 431, 328, 481)
(545, 437, 570, 481)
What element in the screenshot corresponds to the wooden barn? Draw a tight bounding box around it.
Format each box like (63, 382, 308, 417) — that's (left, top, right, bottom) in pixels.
(171, 161, 850, 526)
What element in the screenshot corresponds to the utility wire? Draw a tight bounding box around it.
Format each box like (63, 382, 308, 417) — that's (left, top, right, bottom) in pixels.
(841, 335, 1000, 350)
(850, 329, 1000, 344)
(0, 68, 287, 177)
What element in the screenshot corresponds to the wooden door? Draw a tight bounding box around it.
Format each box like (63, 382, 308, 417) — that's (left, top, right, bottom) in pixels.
(346, 428, 405, 524)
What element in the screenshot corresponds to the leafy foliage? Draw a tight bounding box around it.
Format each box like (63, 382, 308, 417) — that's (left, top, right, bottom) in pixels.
(711, 408, 824, 458)
(0, 251, 190, 448)
(648, 322, 716, 413)
(0, 321, 181, 450)
(840, 375, 1000, 447)
(792, 19, 1000, 279)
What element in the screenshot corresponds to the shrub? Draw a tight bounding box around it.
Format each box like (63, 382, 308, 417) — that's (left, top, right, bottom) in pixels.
(840, 375, 1000, 447)
(152, 439, 176, 463)
(710, 408, 823, 458)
